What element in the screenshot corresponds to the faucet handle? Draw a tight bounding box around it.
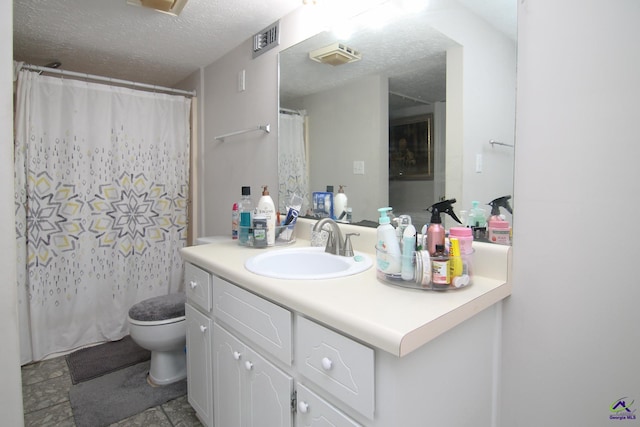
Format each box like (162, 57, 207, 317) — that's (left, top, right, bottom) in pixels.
(342, 233, 360, 257)
(324, 230, 338, 254)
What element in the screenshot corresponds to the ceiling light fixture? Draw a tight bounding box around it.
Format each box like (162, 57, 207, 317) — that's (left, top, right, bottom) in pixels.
(126, 0, 189, 16)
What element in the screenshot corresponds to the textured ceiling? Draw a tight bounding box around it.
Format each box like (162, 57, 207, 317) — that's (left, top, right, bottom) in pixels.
(13, 0, 516, 95)
(281, 1, 516, 111)
(13, 0, 302, 87)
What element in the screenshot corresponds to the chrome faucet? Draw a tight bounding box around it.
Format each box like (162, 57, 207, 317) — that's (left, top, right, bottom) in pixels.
(312, 218, 359, 257)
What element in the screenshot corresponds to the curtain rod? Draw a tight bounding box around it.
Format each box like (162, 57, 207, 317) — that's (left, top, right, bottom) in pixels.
(20, 64, 196, 97)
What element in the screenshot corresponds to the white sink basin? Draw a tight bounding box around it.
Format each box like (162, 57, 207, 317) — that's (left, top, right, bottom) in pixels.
(245, 246, 373, 280)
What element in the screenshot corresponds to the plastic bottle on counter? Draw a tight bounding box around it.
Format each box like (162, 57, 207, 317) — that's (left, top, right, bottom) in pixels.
(449, 227, 473, 255)
(257, 185, 276, 246)
(431, 244, 450, 289)
(231, 202, 239, 240)
(238, 186, 254, 244)
(334, 185, 348, 222)
(401, 217, 417, 281)
(376, 207, 402, 275)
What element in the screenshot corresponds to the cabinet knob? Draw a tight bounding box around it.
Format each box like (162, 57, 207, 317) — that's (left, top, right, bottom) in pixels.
(233, 351, 242, 360)
(321, 357, 333, 371)
(298, 401, 309, 414)
(199, 325, 207, 333)
(245, 361, 253, 371)
(189, 280, 198, 289)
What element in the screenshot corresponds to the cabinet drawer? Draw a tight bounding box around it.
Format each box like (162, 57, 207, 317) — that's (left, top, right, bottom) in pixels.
(185, 263, 212, 312)
(213, 278, 292, 366)
(296, 316, 374, 419)
(296, 382, 361, 427)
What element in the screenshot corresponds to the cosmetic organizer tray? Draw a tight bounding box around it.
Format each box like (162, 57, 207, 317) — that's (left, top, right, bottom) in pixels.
(237, 224, 296, 248)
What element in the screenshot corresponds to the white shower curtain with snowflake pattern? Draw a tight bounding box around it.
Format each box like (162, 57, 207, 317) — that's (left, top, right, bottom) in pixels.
(14, 70, 191, 363)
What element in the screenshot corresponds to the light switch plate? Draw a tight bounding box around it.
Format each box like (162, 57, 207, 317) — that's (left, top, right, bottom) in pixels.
(353, 160, 365, 175)
(475, 154, 483, 173)
(238, 69, 246, 92)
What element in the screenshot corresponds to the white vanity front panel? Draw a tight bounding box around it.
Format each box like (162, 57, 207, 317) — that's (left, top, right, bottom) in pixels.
(213, 277, 293, 366)
(185, 263, 212, 312)
(296, 316, 375, 419)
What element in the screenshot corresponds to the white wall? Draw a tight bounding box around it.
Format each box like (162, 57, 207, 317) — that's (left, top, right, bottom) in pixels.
(502, 1, 640, 426)
(426, 8, 517, 226)
(1, 0, 26, 424)
(199, 6, 324, 235)
(304, 74, 388, 222)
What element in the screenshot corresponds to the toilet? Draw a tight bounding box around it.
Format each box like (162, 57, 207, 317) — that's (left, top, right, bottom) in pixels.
(128, 293, 186, 385)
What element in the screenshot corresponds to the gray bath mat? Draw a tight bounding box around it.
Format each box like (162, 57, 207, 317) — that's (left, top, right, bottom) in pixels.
(69, 361, 186, 427)
(66, 335, 150, 384)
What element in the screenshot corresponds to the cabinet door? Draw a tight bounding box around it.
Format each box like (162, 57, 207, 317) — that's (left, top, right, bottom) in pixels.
(186, 304, 212, 427)
(245, 346, 293, 427)
(213, 323, 245, 427)
(296, 383, 362, 427)
(213, 323, 293, 427)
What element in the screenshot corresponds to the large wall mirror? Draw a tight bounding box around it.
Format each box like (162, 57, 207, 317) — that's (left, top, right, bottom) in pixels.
(279, 0, 516, 233)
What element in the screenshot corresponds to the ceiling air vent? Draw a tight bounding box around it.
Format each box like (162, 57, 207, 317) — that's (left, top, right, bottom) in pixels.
(253, 21, 280, 59)
(126, 0, 189, 16)
(309, 42, 362, 66)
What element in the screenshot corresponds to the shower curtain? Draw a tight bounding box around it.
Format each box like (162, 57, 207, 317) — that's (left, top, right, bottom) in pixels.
(278, 112, 310, 214)
(14, 70, 192, 363)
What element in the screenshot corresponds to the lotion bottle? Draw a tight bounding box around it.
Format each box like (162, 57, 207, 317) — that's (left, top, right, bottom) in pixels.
(334, 185, 348, 221)
(257, 185, 276, 246)
(376, 207, 401, 275)
(401, 218, 416, 281)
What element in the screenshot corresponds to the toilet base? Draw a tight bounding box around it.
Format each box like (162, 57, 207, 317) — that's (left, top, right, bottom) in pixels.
(148, 347, 187, 386)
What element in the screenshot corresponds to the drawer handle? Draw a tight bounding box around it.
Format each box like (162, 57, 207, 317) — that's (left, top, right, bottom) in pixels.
(321, 357, 333, 371)
(199, 325, 207, 333)
(233, 351, 242, 360)
(245, 361, 253, 371)
(189, 280, 198, 289)
(298, 401, 309, 414)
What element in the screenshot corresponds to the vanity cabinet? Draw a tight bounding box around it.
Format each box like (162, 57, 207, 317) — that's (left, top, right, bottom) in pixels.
(183, 256, 502, 427)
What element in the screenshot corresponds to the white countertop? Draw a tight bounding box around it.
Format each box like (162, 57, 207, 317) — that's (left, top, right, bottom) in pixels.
(181, 220, 511, 357)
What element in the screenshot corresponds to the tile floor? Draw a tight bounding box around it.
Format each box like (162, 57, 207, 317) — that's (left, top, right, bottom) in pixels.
(22, 356, 203, 427)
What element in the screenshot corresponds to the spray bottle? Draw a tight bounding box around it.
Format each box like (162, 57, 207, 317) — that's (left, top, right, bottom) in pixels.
(426, 199, 462, 255)
(487, 195, 513, 245)
(487, 195, 513, 221)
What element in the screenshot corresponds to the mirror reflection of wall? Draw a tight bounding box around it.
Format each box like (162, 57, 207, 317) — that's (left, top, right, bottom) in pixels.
(279, 0, 516, 231)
